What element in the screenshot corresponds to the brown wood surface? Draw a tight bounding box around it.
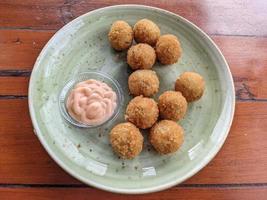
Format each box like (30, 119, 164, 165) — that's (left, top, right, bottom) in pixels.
(0, 77, 29, 96)
(213, 36, 267, 100)
(0, 0, 266, 36)
(0, 30, 53, 70)
(0, 187, 267, 200)
(1, 0, 267, 199)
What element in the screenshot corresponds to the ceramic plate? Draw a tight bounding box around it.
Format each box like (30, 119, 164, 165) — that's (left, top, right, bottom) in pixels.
(29, 5, 235, 194)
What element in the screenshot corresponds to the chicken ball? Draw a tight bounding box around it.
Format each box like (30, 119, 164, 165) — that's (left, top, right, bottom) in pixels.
(110, 122, 143, 159)
(108, 20, 133, 51)
(150, 120, 184, 154)
(127, 43, 156, 70)
(155, 34, 182, 65)
(128, 69, 159, 97)
(175, 72, 205, 102)
(133, 19, 160, 46)
(158, 91, 187, 121)
(125, 96, 159, 129)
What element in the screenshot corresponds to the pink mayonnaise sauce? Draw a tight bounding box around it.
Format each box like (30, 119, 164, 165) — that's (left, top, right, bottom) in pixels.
(66, 79, 117, 125)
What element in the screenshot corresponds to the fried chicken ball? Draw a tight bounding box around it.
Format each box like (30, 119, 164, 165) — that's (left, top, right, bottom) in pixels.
(128, 70, 159, 97)
(158, 91, 187, 121)
(110, 122, 143, 159)
(155, 34, 182, 65)
(175, 72, 205, 102)
(125, 96, 159, 129)
(127, 43, 156, 70)
(108, 20, 133, 51)
(133, 19, 160, 46)
(150, 120, 184, 154)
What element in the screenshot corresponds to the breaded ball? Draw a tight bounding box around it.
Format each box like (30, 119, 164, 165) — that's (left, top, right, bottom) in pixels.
(158, 91, 187, 121)
(110, 122, 143, 159)
(156, 34, 182, 65)
(108, 20, 133, 51)
(133, 19, 160, 46)
(175, 72, 205, 102)
(127, 43, 156, 70)
(150, 120, 184, 154)
(125, 96, 159, 129)
(128, 70, 159, 97)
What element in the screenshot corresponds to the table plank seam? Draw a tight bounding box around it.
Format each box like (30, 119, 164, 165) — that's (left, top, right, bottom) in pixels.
(0, 95, 27, 99)
(0, 70, 31, 77)
(210, 33, 267, 38)
(0, 27, 57, 31)
(0, 183, 267, 189)
(236, 98, 267, 102)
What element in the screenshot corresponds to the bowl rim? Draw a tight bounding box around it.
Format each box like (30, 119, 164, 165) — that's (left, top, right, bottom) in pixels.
(28, 4, 235, 194)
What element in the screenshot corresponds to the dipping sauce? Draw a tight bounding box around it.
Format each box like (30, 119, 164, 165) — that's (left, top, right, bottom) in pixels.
(66, 79, 117, 126)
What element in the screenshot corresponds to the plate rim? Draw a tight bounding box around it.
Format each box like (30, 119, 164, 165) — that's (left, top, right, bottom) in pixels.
(28, 4, 236, 194)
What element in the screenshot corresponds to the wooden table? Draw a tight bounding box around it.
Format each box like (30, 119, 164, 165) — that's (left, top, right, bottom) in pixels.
(1, 0, 267, 199)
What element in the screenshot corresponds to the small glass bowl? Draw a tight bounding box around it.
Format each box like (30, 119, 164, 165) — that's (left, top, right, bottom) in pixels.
(59, 71, 124, 128)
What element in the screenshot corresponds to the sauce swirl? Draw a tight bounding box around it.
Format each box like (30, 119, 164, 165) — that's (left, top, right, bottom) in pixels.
(66, 79, 117, 125)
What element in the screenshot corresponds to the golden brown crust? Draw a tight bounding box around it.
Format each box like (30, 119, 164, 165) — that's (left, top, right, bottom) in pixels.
(133, 19, 160, 46)
(150, 120, 184, 154)
(175, 72, 205, 102)
(109, 122, 143, 159)
(125, 96, 159, 129)
(108, 20, 133, 51)
(155, 34, 182, 65)
(128, 70, 159, 97)
(127, 43, 156, 70)
(158, 91, 187, 121)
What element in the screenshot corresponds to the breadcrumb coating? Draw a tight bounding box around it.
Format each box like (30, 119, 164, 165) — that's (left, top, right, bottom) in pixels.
(175, 72, 205, 102)
(150, 120, 184, 154)
(156, 34, 182, 65)
(127, 43, 156, 70)
(133, 19, 160, 46)
(125, 96, 159, 129)
(110, 122, 143, 159)
(158, 91, 187, 121)
(128, 69, 159, 97)
(108, 20, 133, 51)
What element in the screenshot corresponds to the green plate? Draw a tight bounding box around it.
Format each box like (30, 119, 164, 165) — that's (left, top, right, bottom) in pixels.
(29, 5, 235, 194)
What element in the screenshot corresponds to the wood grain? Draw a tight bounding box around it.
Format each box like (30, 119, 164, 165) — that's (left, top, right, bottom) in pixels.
(0, 99, 267, 185)
(0, 187, 267, 200)
(0, 30, 54, 70)
(0, 77, 29, 96)
(213, 36, 267, 100)
(1, 0, 267, 36)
